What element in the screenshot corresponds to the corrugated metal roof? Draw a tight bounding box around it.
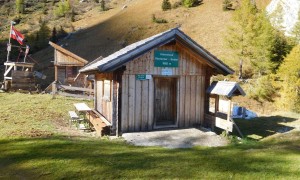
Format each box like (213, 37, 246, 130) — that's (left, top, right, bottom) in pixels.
(79, 28, 234, 75)
(206, 81, 246, 97)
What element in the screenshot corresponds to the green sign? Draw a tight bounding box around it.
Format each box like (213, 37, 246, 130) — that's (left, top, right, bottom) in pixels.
(136, 74, 146, 80)
(154, 50, 179, 67)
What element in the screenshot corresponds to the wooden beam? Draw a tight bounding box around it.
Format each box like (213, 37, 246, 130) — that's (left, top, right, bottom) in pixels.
(4, 62, 34, 67)
(55, 66, 58, 81)
(4, 65, 13, 77)
(58, 84, 94, 93)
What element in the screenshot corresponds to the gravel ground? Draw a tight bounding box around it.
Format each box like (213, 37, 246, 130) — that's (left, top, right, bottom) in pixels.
(122, 128, 229, 148)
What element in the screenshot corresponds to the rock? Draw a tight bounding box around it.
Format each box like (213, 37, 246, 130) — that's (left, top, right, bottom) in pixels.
(266, 0, 300, 35)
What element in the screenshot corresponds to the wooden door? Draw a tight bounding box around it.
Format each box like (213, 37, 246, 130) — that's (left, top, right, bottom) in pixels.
(154, 77, 177, 126)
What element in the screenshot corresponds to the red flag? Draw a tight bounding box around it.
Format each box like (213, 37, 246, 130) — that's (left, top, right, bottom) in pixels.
(11, 26, 25, 45)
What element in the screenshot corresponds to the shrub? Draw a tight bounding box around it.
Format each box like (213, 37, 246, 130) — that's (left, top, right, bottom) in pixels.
(172, 1, 182, 9)
(162, 0, 171, 11)
(152, 14, 168, 24)
(54, 0, 71, 17)
(247, 75, 276, 103)
(182, 0, 201, 8)
(223, 0, 233, 11)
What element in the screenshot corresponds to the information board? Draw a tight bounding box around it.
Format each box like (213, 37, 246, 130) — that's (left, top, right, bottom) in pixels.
(154, 50, 179, 67)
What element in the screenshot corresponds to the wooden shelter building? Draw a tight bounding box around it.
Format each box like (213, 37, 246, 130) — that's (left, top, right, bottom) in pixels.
(49, 41, 88, 87)
(79, 28, 234, 135)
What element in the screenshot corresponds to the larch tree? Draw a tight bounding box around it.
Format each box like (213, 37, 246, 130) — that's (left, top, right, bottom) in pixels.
(225, 0, 260, 78)
(226, 0, 287, 78)
(276, 45, 300, 112)
(292, 11, 300, 43)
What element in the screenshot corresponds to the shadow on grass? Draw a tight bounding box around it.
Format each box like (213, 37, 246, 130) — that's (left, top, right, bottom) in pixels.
(0, 135, 299, 179)
(233, 115, 297, 140)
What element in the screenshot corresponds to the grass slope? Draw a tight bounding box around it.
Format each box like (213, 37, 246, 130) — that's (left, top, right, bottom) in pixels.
(0, 92, 299, 179)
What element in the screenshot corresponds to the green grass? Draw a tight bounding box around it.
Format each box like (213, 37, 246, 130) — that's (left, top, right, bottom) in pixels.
(0, 92, 300, 179)
(233, 113, 300, 140)
(0, 92, 93, 138)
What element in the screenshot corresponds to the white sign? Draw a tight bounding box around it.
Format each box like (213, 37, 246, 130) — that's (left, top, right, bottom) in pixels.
(161, 68, 173, 76)
(215, 117, 233, 132)
(146, 75, 152, 80)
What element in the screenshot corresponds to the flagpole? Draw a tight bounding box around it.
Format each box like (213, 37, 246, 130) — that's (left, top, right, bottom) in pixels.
(6, 21, 14, 62)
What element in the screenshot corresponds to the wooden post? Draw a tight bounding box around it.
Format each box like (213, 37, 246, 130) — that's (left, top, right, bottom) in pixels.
(226, 98, 232, 135)
(54, 65, 58, 81)
(52, 81, 57, 99)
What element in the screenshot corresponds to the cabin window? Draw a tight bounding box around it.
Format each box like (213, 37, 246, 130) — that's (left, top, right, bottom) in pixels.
(103, 80, 111, 101)
(66, 66, 78, 78)
(72, 66, 78, 76)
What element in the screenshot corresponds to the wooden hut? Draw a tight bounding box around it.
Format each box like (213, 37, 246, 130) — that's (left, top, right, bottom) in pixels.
(49, 41, 88, 87)
(79, 28, 234, 135)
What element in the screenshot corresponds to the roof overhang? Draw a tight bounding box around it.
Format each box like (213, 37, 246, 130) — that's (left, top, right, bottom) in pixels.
(206, 81, 246, 97)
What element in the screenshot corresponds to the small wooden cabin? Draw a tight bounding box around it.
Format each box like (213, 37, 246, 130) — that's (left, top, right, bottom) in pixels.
(49, 41, 88, 87)
(79, 28, 234, 135)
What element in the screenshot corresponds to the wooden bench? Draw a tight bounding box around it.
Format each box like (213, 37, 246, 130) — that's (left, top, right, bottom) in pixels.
(68, 111, 80, 127)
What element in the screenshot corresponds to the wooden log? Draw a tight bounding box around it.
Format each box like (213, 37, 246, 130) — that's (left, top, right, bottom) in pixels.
(57, 92, 93, 99)
(58, 85, 94, 93)
(12, 71, 34, 77)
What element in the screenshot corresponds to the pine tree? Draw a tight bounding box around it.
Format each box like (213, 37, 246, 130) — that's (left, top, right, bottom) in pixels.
(162, 0, 171, 11)
(101, 0, 106, 11)
(50, 27, 58, 43)
(276, 45, 300, 112)
(15, 0, 24, 14)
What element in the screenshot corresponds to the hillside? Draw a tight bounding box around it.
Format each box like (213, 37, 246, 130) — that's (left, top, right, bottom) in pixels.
(1, 0, 272, 85)
(31, 0, 271, 60)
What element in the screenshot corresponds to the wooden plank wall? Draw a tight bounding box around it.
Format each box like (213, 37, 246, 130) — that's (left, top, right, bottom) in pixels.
(55, 51, 85, 66)
(121, 43, 210, 132)
(11, 70, 35, 90)
(95, 73, 114, 123)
